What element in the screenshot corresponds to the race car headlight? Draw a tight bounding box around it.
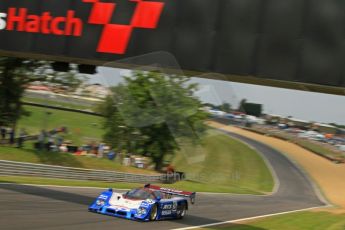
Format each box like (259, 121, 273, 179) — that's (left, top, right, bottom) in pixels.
(96, 199, 105, 206)
(137, 207, 147, 215)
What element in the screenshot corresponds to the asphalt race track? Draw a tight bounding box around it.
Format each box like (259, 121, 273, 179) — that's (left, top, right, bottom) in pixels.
(0, 131, 325, 230)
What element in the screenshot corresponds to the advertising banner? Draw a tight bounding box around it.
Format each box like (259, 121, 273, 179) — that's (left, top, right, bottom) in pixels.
(0, 0, 344, 89)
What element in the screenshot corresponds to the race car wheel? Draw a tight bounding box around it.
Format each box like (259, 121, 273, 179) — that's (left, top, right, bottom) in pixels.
(149, 204, 158, 221)
(177, 204, 186, 219)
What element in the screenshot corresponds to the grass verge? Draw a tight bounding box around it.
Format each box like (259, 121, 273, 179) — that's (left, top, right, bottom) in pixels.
(173, 130, 274, 194)
(203, 211, 345, 230)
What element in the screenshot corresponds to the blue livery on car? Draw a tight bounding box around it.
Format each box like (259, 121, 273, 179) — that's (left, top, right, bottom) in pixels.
(88, 184, 196, 221)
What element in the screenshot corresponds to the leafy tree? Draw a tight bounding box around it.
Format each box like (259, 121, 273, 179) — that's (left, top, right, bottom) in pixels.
(99, 71, 207, 171)
(0, 57, 49, 128)
(0, 57, 87, 129)
(238, 98, 247, 112)
(219, 102, 232, 113)
(242, 103, 262, 117)
(329, 123, 345, 129)
(237, 99, 262, 116)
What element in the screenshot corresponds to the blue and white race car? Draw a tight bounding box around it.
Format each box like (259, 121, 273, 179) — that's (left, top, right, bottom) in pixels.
(88, 184, 196, 221)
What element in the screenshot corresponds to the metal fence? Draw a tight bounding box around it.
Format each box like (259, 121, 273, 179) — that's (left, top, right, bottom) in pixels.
(0, 160, 168, 183)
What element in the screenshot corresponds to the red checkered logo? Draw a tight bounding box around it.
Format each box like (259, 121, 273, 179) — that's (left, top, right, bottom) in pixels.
(83, 0, 165, 54)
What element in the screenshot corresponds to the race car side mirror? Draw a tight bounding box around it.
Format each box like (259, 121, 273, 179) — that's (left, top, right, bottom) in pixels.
(108, 188, 113, 192)
(156, 196, 161, 202)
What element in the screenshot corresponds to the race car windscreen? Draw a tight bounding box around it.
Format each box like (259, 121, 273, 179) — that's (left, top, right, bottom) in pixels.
(124, 189, 155, 200)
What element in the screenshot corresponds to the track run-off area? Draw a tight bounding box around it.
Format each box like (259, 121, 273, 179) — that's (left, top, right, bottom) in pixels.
(0, 125, 326, 230)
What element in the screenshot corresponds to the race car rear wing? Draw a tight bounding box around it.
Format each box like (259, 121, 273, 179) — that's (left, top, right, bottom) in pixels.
(144, 184, 196, 204)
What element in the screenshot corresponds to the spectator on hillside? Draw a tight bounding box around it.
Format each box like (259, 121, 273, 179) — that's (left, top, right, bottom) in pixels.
(92, 144, 98, 156)
(107, 150, 116, 160)
(0, 126, 6, 140)
(56, 135, 64, 147)
(37, 130, 46, 150)
(74, 147, 84, 156)
(47, 134, 55, 151)
(98, 143, 105, 158)
(8, 128, 15, 145)
(167, 164, 175, 174)
(166, 164, 176, 183)
(59, 143, 68, 152)
(17, 128, 27, 148)
(61, 126, 68, 134)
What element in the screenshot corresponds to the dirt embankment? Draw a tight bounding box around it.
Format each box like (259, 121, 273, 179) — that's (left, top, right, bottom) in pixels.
(208, 121, 345, 211)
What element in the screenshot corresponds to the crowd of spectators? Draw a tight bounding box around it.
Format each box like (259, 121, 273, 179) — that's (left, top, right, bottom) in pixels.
(0, 125, 27, 147)
(1, 125, 150, 169)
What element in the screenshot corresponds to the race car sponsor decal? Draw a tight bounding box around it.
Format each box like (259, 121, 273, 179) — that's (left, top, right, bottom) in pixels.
(146, 199, 154, 204)
(110, 205, 130, 211)
(161, 210, 172, 216)
(162, 204, 172, 210)
(140, 202, 150, 208)
(160, 187, 183, 193)
(98, 194, 108, 199)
